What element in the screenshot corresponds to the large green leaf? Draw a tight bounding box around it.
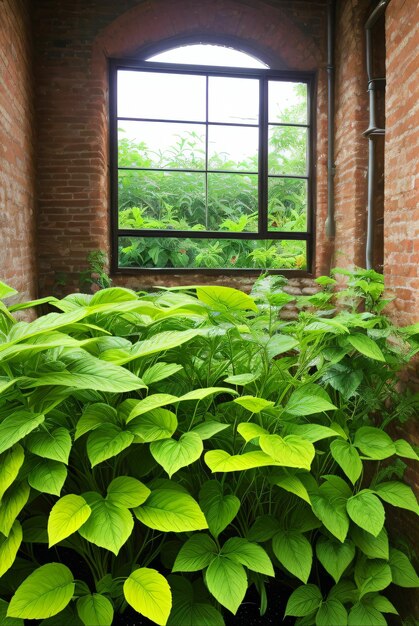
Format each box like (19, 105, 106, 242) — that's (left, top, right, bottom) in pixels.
(0, 411, 45, 456)
(0, 521, 22, 577)
(20, 352, 146, 392)
(236, 422, 268, 443)
(172, 534, 217, 572)
(127, 408, 178, 442)
(284, 385, 337, 416)
(388, 548, 419, 587)
(134, 489, 208, 532)
(205, 556, 247, 614)
(177, 387, 237, 403)
(259, 434, 315, 470)
(90, 287, 138, 305)
(322, 363, 363, 399)
(354, 559, 392, 597)
(25, 427, 72, 464)
(362, 594, 398, 615)
(196, 286, 257, 312)
(0, 281, 18, 299)
(316, 599, 348, 626)
(347, 491, 385, 537)
(7, 563, 74, 619)
(221, 537, 274, 576)
(191, 421, 229, 440)
(48, 494, 92, 547)
(199, 480, 240, 538)
(142, 363, 183, 386)
(285, 584, 322, 617)
(348, 602, 386, 626)
(106, 476, 150, 508)
(347, 334, 385, 361)
(168, 600, 225, 626)
(350, 527, 389, 560)
(121, 329, 203, 363)
(150, 433, 203, 477)
(76, 594, 114, 626)
(286, 424, 342, 443)
(86, 424, 134, 467)
(127, 394, 178, 422)
(234, 396, 274, 413)
(374, 481, 419, 515)
(272, 530, 312, 583)
(316, 536, 355, 583)
(272, 473, 311, 504)
(0, 445, 24, 500)
(28, 459, 67, 496)
(205, 450, 278, 472)
(311, 482, 349, 543)
(330, 440, 362, 484)
(394, 438, 419, 460)
(353, 427, 395, 460)
(78, 492, 133, 555)
(124, 567, 172, 626)
(75, 404, 118, 440)
(0, 481, 30, 536)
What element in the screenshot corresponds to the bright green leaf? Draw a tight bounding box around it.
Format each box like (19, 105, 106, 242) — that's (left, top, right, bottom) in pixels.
(172, 534, 217, 572)
(48, 494, 92, 547)
(311, 482, 349, 543)
(0, 521, 22, 577)
(106, 476, 150, 508)
(0, 411, 45, 456)
(124, 567, 172, 626)
(0, 445, 24, 500)
(196, 286, 257, 312)
(75, 404, 117, 440)
(78, 492, 133, 555)
(259, 434, 315, 470)
(134, 489, 208, 532)
(374, 481, 419, 515)
(221, 537, 274, 576)
(388, 548, 419, 587)
(205, 556, 247, 614)
(330, 440, 362, 484)
(287, 424, 342, 443)
(316, 599, 347, 626)
(28, 459, 67, 496)
(126, 394, 178, 423)
(0, 481, 30, 536)
(285, 385, 337, 416)
(127, 408, 177, 442)
(347, 491, 385, 537)
(354, 427, 396, 460)
(25, 427, 71, 464)
(7, 563, 74, 619)
(150, 432, 203, 477)
(348, 602, 386, 626)
(272, 473, 311, 504)
(272, 530, 312, 583)
(237, 422, 268, 443)
(76, 594, 114, 626)
(348, 334, 385, 361)
(316, 536, 355, 583)
(87, 424, 134, 467)
(350, 527, 389, 560)
(354, 559, 392, 597)
(394, 439, 418, 460)
(191, 421, 229, 440)
(205, 450, 278, 472)
(199, 480, 240, 538)
(234, 396, 274, 413)
(285, 584, 322, 617)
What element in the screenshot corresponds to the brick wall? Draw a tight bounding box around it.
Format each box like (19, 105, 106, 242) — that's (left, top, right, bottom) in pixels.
(33, 0, 329, 295)
(0, 0, 37, 301)
(384, 0, 419, 327)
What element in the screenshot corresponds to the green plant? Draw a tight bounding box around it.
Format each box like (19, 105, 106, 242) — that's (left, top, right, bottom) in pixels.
(0, 275, 418, 625)
(79, 250, 112, 292)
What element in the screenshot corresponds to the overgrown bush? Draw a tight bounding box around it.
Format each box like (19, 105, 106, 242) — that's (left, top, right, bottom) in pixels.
(0, 271, 418, 625)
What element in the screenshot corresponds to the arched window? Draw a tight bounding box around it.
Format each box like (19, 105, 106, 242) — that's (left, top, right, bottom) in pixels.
(109, 44, 313, 273)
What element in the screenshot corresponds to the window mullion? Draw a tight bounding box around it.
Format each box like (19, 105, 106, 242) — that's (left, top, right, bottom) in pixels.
(205, 75, 209, 230)
(258, 77, 268, 235)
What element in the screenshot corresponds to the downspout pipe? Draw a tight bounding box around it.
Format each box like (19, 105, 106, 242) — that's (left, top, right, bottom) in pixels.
(325, 0, 336, 238)
(364, 0, 390, 269)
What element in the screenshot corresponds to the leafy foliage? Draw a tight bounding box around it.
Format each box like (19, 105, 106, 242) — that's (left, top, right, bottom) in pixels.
(0, 274, 418, 624)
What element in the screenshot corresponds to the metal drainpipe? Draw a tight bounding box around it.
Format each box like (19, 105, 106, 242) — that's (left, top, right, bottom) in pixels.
(325, 0, 336, 238)
(364, 0, 390, 269)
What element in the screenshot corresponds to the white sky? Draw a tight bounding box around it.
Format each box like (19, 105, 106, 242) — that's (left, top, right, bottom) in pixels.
(117, 45, 305, 164)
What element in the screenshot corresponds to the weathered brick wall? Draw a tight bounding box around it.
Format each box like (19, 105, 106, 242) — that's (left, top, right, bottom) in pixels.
(33, 0, 329, 295)
(384, 0, 419, 327)
(333, 0, 369, 270)
(0, 0, 37, 301)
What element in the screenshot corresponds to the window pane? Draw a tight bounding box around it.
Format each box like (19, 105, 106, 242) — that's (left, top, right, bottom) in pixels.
(268, 126, 307, 176)
(208, 126, 258, 172)
(207, 173, 258, 231)
(118, 236, 307, 270)
(268, 81, 308, 124)
(117, 70, 206, 121)
(118, 170, 206, 230)
(268, 177, 308, 231)
(208, 76, 259, 124)
(118, 122, 206, 170)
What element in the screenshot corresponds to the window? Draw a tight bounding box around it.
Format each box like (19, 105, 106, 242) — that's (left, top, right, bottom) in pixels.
(109, 45, 314, 273)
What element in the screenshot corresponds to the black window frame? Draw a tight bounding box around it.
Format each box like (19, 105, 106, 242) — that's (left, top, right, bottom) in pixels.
(109, 57, 315, 276)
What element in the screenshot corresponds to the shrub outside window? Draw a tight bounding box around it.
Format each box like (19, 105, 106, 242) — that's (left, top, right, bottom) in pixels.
(109, 57, 314, 273)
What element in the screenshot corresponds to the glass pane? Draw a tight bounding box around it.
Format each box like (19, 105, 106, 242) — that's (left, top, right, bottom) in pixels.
(118, 236, 307, 270)
(268, 81, 308, 124)
(148, 45, 268, 69)
(268, 177, 308, 231)
(117, 70, 206, 121)
(208, 126, 258, 172)
(268, 126, 307, 176)
(118, 122, 205, 170)
(207, 173, 258, 232)
(208, 76, 259, 124)
(118, 170, 206, 230)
